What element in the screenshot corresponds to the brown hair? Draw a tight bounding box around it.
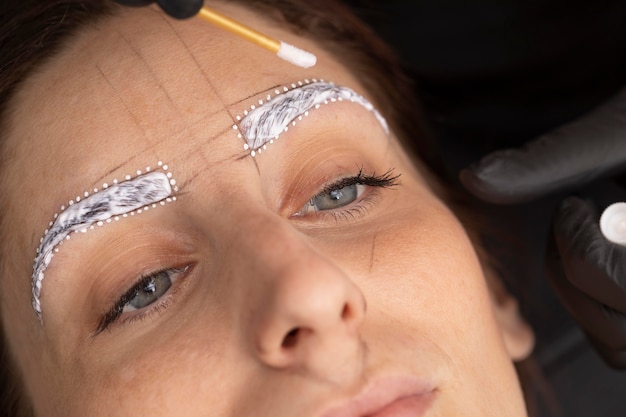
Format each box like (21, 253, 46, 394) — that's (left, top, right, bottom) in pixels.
(0, 0, 538, 415)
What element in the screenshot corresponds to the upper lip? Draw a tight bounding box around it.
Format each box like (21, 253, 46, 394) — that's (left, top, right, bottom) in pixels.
(317, 376, 436, 417)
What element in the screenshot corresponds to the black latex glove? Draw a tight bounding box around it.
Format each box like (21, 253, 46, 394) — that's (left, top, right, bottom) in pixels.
(460, 88, 626, 369)
(113, 0, 203, 19)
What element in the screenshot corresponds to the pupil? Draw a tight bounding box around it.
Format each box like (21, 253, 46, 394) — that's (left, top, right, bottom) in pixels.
(329, 189, 344, 200)
(144, 280, 156, 294)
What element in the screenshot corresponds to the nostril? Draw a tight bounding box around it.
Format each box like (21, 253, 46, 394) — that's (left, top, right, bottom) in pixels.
(341, 303, 351, 320)
(281, 328, 300, 348)
(279, 303, 355, 349)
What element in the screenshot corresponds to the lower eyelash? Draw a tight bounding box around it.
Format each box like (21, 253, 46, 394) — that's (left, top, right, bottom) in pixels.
(94, 288, 177, 336)
(115, 295, 175, 330)
(314, 187, 384, 224)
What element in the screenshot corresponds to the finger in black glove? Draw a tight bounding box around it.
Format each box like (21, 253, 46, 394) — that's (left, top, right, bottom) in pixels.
(113, 0, 203, 19)
(546, 196, 626, 368)
(460, 88, 626, 204)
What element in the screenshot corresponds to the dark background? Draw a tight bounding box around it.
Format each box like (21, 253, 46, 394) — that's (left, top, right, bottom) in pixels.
(344, 1, 626, 415)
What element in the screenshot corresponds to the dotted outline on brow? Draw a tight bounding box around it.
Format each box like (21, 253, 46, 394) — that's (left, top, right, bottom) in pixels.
(31, 161, 179, 322)
(231, 79, 389, 157)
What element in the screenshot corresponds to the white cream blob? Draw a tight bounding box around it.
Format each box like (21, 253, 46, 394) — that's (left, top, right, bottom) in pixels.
(600, 202, 626, 245)
(233, 80, 389, 156)
(31, 165, 177, 321)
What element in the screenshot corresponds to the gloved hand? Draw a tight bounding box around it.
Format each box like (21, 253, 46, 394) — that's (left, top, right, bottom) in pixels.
(113, 0, 203, 19)
(460, 88, 626, 369)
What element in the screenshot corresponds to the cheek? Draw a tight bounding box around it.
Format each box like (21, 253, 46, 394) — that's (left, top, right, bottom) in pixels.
(63, 329, 242, 416)
(364, 200, 488, 302)
(354, 199, 502, 351)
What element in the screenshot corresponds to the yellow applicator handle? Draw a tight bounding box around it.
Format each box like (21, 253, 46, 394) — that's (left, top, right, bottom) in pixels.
(196, 6, 317, 68)
(198, 7, 280, 53)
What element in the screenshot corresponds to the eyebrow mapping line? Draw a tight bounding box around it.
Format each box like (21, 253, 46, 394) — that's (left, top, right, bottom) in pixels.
(31, 163, 178, 322)
(232, 79, 389, 157)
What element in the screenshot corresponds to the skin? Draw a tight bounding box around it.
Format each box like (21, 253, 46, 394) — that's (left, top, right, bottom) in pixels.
(0, 3, 534, 416)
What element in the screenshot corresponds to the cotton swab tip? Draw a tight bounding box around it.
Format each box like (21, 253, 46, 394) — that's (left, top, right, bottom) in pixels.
(600, 202, 626, 245)
(277, 41, 317, 68)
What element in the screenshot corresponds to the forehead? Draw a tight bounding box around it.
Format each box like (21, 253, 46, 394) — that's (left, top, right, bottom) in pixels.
(7, 4, 359, 160)
(1, 4, 379, 254)
(6, 9, 360, 184)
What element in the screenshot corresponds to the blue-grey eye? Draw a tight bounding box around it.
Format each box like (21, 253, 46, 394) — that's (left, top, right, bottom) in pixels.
(311, 184, 361, 210)
(123, 269, 176, 312)
(297, 183, 366, 215)
(97, 265, 192, 333)
(293, 170, 400, 218)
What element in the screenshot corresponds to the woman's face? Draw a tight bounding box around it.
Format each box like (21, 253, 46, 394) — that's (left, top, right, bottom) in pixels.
(0, 3, 533, 416)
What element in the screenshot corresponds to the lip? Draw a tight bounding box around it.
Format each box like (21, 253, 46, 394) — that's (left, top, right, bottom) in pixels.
(318, 376, 436, 417)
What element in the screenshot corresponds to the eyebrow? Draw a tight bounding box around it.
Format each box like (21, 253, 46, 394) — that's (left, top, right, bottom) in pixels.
(32, 165, 177, 321)
(233, 80, 389, 156)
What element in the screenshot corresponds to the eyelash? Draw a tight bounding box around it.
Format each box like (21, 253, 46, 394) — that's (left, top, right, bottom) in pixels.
(296, 168, 401, 221)
(96, 265, 191, 334)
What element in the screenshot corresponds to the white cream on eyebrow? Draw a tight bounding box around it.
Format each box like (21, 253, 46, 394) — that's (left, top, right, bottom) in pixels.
(31, 163, 178, 321)
(233, 79, 389, 156)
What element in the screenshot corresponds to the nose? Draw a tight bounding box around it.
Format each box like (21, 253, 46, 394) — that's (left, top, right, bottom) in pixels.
(237, 217, 366, 380)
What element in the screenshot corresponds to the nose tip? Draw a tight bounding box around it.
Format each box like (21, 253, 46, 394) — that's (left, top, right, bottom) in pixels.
(252, 264, 366, 374)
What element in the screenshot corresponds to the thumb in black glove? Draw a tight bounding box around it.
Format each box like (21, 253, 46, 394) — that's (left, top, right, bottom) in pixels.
(113, 0, 203, 19)
(460, 87, 626, 369)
